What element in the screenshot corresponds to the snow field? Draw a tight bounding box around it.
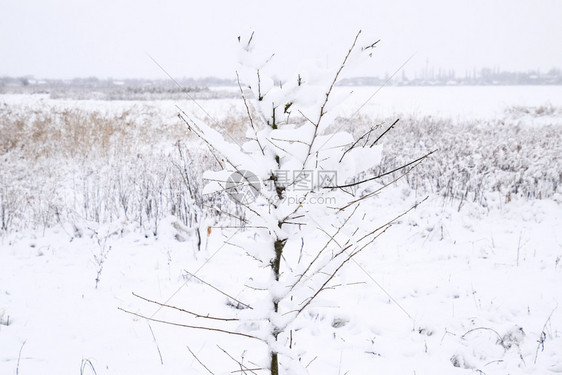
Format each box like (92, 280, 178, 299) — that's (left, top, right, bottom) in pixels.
(1, 190, 560, 374)
(1, 87, 561, 374)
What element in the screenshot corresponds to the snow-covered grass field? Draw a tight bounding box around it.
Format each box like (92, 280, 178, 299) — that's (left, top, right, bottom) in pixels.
(1, 86, 561, 374)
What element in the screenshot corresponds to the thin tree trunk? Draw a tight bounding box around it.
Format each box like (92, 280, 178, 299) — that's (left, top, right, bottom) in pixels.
(271, 352, 279, 375)
(270, 238, 285, 374)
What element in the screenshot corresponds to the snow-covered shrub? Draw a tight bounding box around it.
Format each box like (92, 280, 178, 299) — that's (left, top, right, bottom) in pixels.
(0, 103, 228, 236)
(359, 115, 562, 207)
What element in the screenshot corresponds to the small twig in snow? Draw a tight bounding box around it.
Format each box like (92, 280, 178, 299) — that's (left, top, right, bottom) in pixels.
(534, 305, 557, 364)
(461, 327, 503, 341)
(16, 340, 27, 375)
(147, 322, 164, 365)
(187, 345, 215, 375)
(80, 358, 97, 375)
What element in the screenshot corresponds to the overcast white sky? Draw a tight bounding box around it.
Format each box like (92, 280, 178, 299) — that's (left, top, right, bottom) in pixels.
(1, 0, 561, 79)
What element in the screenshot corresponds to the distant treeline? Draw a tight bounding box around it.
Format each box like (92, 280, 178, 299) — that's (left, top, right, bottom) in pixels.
(0, 77, 236, 100)
(340, 67, 562, 86)
(1, 67, 561, 96)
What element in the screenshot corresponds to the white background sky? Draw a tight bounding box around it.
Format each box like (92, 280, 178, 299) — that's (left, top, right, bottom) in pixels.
(1, 0, 561, 80)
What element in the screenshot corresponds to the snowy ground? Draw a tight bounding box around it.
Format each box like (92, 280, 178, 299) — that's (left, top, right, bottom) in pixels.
(1, 86, 561, 374)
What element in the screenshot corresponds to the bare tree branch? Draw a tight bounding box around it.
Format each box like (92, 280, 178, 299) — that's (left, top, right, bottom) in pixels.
(289, 204, 360, 291)
(296, 225, 390, 315)
(338, 124, 380, 163)
(328, 149, 437, 189)
(118, 308, 261, 340)
(236, 71, 265, 156)
(356, 196, 427, 244)
(133, 292, 239, 321)
(301, 30, 362, 169)
(338, 159, 424, 211)
(184, 270, 253, 310)
(369, 118, 399, 147)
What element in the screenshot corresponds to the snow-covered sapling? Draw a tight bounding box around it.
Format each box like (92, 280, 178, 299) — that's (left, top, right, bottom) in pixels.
(124, 31, 430, 375)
